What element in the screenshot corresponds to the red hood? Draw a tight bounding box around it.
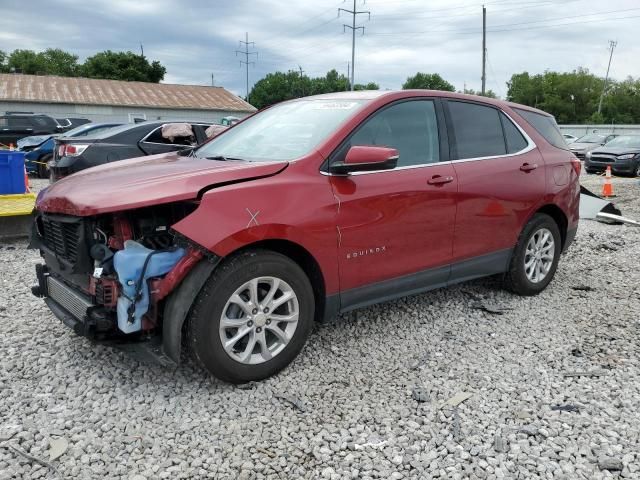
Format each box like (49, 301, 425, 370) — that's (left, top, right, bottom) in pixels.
(37, 152, 288, 216)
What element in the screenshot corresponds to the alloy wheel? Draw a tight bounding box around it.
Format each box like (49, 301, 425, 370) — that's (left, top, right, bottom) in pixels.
(219, 277, 299, 365)
(524, 227, 555, 283)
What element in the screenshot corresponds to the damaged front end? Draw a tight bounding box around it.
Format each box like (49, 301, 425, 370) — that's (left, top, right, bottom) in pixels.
(30, 201, 213, 355)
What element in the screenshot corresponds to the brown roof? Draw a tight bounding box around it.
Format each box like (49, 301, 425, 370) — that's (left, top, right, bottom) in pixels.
(0, 74, 256, 112)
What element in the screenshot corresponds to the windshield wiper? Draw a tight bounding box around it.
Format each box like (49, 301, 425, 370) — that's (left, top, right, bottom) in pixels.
(205, 155, 245, 161)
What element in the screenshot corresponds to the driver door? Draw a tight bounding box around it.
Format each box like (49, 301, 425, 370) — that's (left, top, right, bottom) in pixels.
(328, 99, 458, 310)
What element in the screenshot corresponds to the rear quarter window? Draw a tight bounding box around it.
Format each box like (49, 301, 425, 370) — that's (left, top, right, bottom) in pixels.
(513, 108, 567, 150)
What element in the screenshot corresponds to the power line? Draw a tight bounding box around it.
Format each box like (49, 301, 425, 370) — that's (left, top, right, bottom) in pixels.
(598, 40, 617, 115)
(368, 6, 640, 36)
(339, 0, 370, 90)
(236, 32, 258, 103)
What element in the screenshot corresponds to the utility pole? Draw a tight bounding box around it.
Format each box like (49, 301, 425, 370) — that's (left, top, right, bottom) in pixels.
(298, 65, 305, 96)
(347, 62, 350, 91)
(339, 0, 370, 91)
(481, 5, 486, 95)
(597, 40, 617, 114)
(211, 73, 215, 87)
(236, 32, 257, 103)
(140, 42, 144, 57)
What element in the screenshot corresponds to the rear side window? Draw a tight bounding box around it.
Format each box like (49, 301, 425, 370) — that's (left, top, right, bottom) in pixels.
(447, 101, 506, 159)
(513, 108, 567, 150)
(500, 113, 528, 153)
(347, 100, 440, 167)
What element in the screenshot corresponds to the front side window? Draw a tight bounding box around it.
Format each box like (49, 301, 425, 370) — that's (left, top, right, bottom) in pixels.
(338, 100, 440, 167)
(195, 99, 366, 162)
(448, 101, 506, 159)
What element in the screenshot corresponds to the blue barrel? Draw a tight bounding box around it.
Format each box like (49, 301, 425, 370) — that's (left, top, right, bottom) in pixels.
(0, 151, 26, 194)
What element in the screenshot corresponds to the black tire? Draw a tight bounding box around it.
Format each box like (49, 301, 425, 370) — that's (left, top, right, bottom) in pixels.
(37, 154, 51, 179)
(186, 249, 314, 383)
(504, 213, 562, 296)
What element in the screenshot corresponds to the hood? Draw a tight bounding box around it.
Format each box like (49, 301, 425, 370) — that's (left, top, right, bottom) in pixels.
(37, 152, 288, 216)
(590, 146, 640, 156)
(569, 142, 601, 152)
(18, 135, 54, 150)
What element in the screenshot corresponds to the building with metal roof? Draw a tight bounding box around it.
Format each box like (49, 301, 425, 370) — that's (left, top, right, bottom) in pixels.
(0, 74, 256, 124)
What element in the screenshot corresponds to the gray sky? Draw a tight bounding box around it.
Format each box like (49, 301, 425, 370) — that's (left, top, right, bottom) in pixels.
(1, 0, 639, 98)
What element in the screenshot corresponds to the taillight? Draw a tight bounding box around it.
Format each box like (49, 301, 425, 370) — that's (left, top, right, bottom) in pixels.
(61, 144, 88, 157)
(571, 156, 581, 175)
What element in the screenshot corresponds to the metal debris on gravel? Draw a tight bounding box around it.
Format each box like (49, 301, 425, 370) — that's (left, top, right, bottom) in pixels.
(0, 176, 639, 478)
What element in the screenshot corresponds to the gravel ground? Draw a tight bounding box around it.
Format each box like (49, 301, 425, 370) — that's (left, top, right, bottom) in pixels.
(1, 175, 639, 479)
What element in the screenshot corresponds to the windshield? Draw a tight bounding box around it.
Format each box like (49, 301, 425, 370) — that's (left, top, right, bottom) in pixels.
(576, 134, 605, 143)
(603, 135, 640, 149)
(195, 99, 367, 161)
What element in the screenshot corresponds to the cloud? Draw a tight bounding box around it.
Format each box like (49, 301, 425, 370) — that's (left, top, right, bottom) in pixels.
(1, 0, 638, 97)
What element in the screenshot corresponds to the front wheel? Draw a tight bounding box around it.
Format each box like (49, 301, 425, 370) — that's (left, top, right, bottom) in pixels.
(504, 213, 562, 296)
(187, 250, 314, 383)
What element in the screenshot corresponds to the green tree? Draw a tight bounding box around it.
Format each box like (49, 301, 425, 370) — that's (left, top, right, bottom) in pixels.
(7, 49, 47, 74)
(249, 69, 377, 109)
(81, 50, 166, 82)
(354, 82, 379, 91)
(460, 88, 497, 98)
(0, 50, 8, 73)
(249, 70, 312, 109)
(40, 48, 80, 77)
(402, 72, 455, 91)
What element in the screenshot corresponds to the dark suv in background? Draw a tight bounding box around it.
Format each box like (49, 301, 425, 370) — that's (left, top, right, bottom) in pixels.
(0, 112, 63, 146)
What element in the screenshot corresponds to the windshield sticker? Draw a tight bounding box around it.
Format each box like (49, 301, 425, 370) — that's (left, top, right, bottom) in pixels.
(314, 102, 359, 110)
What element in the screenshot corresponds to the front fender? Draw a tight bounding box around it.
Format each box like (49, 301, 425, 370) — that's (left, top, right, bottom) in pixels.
(171, 171, 340, 294)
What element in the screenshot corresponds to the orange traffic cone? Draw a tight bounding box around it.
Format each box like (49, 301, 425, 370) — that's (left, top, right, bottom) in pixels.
(601, 165, 614, 198)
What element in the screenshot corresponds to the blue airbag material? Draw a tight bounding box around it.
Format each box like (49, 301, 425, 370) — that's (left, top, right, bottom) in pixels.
(113, 240, 185, 334)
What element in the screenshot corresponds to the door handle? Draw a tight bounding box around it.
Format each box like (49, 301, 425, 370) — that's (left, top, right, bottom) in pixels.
(427, 175, 454, 185)
(520, 163, 538, 172)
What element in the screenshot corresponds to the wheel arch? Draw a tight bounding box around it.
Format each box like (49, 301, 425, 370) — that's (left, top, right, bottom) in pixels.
(531, 204, 568, 248)
(162, 238, 331, 364)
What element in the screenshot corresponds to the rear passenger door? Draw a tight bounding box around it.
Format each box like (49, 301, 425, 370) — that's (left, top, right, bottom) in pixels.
(444, 100, 545, 274)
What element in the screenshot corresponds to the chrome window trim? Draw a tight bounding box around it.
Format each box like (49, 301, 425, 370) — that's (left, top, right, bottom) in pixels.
(321, 109, 537, 176)
(321, 161, 447, 176)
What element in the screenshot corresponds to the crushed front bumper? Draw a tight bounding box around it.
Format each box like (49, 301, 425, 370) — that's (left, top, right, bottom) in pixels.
(33, 263, 176, 366)
(33, 264, 113, 337)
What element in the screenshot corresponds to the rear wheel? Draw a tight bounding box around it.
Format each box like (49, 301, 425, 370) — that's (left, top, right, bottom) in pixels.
(187, 250, 314, 383)
(37, 154, 51, 179)
(504, 213, 561, 296)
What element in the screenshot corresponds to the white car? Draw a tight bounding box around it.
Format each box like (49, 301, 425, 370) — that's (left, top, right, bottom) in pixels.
(563, 134, 578, 144)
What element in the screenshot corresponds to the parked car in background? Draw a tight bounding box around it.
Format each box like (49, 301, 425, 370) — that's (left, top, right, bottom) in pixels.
(49, 121, 213, 181)
(563, 134, 578, 144)
(32, 90, 579, 383)
(568, 133, 617, 160)
(57, 117, 91, 131)
(19, 123, 121, 178)
(221, 116, 241, 126)
(585, 135, 640, 177)
(0, 113, 63, 146)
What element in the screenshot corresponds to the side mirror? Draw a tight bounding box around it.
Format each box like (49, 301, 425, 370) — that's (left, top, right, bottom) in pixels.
(330, 145, 399, 175)
(177, 146, 195, 156)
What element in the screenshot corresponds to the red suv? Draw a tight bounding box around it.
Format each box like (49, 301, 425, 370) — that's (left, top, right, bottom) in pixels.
(31, 91, 580, 383)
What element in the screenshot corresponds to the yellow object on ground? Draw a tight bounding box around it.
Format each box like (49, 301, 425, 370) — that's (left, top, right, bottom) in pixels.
(0, 193, 37, 217)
